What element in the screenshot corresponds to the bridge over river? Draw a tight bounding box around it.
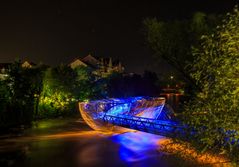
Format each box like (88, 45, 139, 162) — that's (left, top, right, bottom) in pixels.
(79, 96, 238, 144)
(0, 97, 233, 167)
(79, 97, 189, 138)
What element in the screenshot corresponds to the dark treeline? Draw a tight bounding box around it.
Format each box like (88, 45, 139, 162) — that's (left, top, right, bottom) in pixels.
(107, 71, 160, 98)
(143, 12, 222, 95)
(0, 62, 101, 130)
(0, 61, 161, 131)
(0, 62, 45, 131)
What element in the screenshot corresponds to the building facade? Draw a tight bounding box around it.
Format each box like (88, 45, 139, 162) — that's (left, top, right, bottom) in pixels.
(69, 54, 124, 77)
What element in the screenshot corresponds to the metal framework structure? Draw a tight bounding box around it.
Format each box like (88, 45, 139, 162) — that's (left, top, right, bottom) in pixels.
(102, 114, 185, 137)
(79, 96, 187, 138)
(80, 97, 239, 144)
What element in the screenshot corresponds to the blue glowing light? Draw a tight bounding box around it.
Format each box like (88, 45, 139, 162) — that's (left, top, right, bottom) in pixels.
(80, 96, 239, 147)
(110, 131, 165, 162)
(81, 96, 185, 137)
(107, 103, 131, 116)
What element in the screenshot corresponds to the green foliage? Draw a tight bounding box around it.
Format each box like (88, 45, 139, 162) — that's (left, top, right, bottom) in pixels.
(183, 6, 239, 161)
(0, 80, 11, 128)
(74, 66, 102, 100)
(0, 61, 44, 128)
(143, 13, 220, 90)
(0, 62, 107, 128)
(39, 66, 76, 118)
(143, 18, 192, 67)
(38, 65, 104, 118)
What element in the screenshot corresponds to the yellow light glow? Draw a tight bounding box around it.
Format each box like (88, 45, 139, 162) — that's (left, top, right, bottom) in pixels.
(78, 102, 132, 133)
(157, 139, 232, 167)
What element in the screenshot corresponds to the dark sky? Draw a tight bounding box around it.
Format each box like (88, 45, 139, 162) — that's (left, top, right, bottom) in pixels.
(0, 0, 237, 74)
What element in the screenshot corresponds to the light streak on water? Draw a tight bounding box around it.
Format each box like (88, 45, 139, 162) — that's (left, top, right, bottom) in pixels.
(79, 97, 232, 166)
(111, 131, 165, 162)
(0, 128, 231, 166)
(110, 131, 231, 166)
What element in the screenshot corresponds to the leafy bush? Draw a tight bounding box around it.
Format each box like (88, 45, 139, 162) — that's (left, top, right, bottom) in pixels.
(38, 65, 103, 118)
(183, 6, 239, 162)
(0, 62, 44, 129)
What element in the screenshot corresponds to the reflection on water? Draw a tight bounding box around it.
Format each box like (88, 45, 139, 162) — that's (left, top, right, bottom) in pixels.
(0, 118, 233, 167)
(162, 93, 184, 112)
(111, 131, 164, 162)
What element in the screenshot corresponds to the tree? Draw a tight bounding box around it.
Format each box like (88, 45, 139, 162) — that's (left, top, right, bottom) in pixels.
(3, 61, 44, 126)
(0, 80, 11, 128)
(38, 66, 78, 117)
(31, 65, 48, 118)
(73, 66, 100, 100)
(183, 6, 239, 161)
(143, 13, 219, 90)
(106, 71, 161, 98)
(38, 65, 102, 118)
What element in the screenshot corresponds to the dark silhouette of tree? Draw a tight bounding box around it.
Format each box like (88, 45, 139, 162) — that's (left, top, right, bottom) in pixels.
(106, 71, 161, 98)
(143, 12, 220, 90)
(0, 61, 45, 127)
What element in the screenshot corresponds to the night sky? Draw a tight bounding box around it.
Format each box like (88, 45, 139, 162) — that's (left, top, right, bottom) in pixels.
(0, 0, 237, 74)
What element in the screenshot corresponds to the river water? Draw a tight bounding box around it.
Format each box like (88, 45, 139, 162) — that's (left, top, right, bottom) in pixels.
(0, 118, 231, 167)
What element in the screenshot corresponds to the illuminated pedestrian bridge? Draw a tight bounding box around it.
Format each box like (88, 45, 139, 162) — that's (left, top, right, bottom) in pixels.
(79, 97, 186, 137)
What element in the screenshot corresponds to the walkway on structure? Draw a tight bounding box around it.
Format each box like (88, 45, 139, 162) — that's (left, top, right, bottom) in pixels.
(79, 96, 187, 138)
